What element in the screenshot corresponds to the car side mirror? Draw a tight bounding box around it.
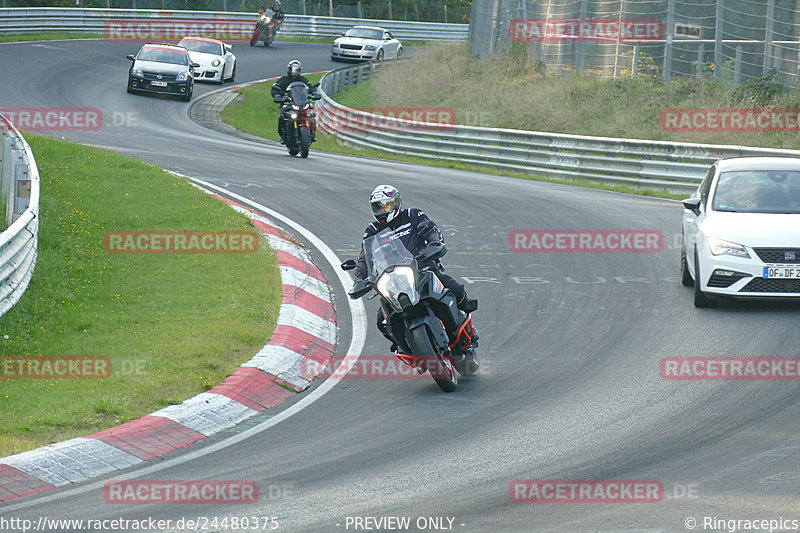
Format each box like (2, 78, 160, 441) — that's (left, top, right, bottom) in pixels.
(682, 197, 702, 216)
(127, 54, 136, 61)
(190, 62, 200, 68)
(341, 259, 357, 271)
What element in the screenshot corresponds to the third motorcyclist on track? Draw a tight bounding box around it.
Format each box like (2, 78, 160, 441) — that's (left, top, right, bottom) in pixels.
(271, 60, 316, 145)
(263, 0, 285, 24)
(354, 184, 478, 351)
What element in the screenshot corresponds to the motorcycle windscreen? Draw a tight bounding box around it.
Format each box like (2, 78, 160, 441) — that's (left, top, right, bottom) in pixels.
(364, 228, 415, 280)
(365, 229, 419, 310)
(286, 82, 310, 106)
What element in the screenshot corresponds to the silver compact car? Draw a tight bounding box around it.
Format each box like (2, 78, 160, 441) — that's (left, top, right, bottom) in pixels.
(331, 26, 403, 62)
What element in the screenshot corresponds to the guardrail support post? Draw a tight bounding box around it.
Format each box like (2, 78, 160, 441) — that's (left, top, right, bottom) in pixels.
(734, 45, 742, 85)
(696, 43, 705, 78)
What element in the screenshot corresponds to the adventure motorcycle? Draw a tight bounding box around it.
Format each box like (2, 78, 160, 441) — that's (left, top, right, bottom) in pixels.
(278, 81, 320, 158)
(341, 225, 479, 392)
(250, 8, 280, 47)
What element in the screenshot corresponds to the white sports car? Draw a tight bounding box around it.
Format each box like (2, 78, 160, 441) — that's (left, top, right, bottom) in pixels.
(177, 37, 236, 84)
(330, 26, 403, 62)
(681, 157, 800, 307)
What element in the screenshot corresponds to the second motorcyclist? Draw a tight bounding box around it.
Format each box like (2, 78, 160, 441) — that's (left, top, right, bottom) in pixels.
(271, 60, 316, 145)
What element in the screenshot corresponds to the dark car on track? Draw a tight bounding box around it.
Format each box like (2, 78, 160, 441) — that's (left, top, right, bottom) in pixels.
(126, 43, 199, 101)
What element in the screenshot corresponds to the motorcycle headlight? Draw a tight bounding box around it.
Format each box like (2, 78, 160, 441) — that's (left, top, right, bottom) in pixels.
(289, 112, 298, 120)
(260, 14, 267, 21)
(176, 71, 188, 82)
(376, 266, 417, 308)
(211, 59, 221, 67)
(707, 237, 750, 258)
(264, 16, 271, 23)
(364, 45, 377, 50)
(133, 67, 143, 77)
(291, 104, 299, 110)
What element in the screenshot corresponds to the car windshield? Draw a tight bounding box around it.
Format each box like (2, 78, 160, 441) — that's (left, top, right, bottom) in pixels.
(138, 48, 188, 65)
(286, 81, 310, 106)
(344, 28, 383, 40)
(364, 228, 416, 282)
(712, 170, 800, 214)
(180, 40, 223, 55)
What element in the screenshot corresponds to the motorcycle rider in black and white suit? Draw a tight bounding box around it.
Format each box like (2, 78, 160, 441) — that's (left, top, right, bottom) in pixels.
(354, 184, 478, 351)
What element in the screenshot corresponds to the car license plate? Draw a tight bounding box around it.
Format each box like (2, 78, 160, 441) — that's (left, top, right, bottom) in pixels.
(763, 266, 800, 279)
(343, 50, 358, 55)
(151, 80, 168, 87)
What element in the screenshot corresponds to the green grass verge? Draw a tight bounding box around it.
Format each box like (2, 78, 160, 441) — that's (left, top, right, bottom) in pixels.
(0, 32, 103, 43)
(220, 73, 683, 199)
(0, 135, 281, 457)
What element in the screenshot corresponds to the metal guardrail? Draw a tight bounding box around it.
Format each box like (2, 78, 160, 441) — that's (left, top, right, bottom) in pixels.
(317, 62, 800, 193)
(0, 114, 40, 319)
(0, 8, 468, 42)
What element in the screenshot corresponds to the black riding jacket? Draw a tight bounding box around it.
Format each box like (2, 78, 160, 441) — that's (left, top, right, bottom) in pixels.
(270, 74, 313, 99)
(355, 208, 443, 281)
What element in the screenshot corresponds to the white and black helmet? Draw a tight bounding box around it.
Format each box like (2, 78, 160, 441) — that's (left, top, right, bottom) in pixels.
(287, 60, 302, 77)
(370, 184, 402, 224)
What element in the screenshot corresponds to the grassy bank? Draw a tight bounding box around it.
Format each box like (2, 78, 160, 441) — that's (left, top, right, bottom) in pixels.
(0, 136, 281, 457)
(220, 72, 682, 199)
(357, 43, 800, 151)
(0, 32, 102, 43)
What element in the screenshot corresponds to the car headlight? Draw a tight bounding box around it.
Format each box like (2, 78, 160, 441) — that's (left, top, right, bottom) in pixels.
(211, 59, 221, 67)
(332, 42, 339, 48)
(133, 67, 143, 77)
(707, 237, 751, 258)
(176, 71, 188, 82)
(364, 45, 377, 50)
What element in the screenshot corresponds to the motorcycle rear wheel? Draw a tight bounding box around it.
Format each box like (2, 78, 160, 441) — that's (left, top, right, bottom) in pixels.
(409, 326, 457, 392)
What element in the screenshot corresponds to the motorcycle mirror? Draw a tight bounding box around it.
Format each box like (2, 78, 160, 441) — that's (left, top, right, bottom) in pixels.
(259, 9, 263, 13)
(340, 259, 357, 271)
(312, 81, 321, 88)
(311, 94, 322, 100)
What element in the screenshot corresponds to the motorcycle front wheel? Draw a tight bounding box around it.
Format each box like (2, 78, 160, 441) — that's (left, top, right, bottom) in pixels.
(408, 326, 457, 392)
(250, 27, 259, 46)
(299, 127, 310, 158)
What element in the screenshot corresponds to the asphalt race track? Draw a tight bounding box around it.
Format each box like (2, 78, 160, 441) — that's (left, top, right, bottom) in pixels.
(2, 38, 800, 533)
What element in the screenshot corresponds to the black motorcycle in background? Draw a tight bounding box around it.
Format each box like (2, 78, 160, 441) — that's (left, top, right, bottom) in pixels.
(277, 81, 320, 158)
(342, 225, 479, 392)
(250, 8, 280, 47)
